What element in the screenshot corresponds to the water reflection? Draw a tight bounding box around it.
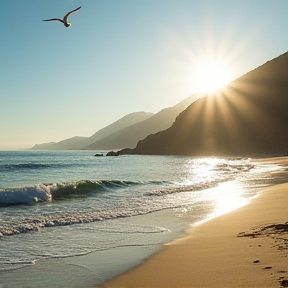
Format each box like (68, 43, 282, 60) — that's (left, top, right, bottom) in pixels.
(184, 157, 228, 184)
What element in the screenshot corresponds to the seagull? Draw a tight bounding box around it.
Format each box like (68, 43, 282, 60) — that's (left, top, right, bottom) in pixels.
(42, 6, 82, 27)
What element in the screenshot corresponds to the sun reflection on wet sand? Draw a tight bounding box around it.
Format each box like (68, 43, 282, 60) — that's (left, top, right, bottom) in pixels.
(193, 180, 249, 226)
(212, 180, 249, 215)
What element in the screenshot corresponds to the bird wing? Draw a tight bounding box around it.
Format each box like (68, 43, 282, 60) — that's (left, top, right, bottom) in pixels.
(63, 6, 82, 21)
(42, 18, 64, 23)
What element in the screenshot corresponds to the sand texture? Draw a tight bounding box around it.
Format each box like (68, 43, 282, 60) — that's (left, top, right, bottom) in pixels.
(102, 158, 288, 288)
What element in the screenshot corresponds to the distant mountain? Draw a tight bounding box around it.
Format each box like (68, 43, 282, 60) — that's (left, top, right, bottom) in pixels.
(87, 111, 154, 144)
(30, 112, 154, 150)
(83, 94, 201, 150)
(119, 51, 288, 157)
(31, 142, 57, 150)
(31, 137, 89, 151)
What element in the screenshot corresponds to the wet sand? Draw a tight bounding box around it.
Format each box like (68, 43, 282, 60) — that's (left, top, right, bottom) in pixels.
(102, 157, 288, 288)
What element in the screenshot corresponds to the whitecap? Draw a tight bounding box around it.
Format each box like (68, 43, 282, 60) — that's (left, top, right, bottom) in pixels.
(0, 185, 52, 206)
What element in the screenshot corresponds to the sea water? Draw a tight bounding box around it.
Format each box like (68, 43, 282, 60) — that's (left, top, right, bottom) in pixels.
(0, 150, 287, 287)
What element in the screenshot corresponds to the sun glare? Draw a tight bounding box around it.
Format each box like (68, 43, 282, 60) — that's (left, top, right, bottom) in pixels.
(194, 60, 231, 93)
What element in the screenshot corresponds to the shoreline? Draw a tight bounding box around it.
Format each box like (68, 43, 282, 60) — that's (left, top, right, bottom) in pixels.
(101, 157, 288, 288)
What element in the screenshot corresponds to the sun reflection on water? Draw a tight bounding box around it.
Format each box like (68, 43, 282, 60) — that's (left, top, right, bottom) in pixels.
(176, 158, 252, 227)
(184, 157, 229, 183)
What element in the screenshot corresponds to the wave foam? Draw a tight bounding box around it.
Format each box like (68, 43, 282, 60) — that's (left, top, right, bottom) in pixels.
(0, 185, 51, 206)
(0, 180, 139, 207)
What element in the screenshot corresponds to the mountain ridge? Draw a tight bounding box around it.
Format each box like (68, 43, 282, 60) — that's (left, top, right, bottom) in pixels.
(118, 51, 288, 157)
(30, 111, 154, 150)
(83, 94, 201, 150)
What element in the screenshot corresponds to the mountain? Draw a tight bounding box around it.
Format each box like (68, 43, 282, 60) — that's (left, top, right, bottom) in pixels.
(119, 51, 288, 157)
(31, 137, 89, 151)
(31, 142, 57, 150)
(87, 111, 154, 144)
(83, 94, 201, 150)
(30, 112, 154, 150)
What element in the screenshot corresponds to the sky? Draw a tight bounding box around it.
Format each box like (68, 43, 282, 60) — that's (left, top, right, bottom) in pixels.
(0, 0, 288, 150)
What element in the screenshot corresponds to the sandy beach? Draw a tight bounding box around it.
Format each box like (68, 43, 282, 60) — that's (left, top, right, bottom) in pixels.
(102, 157, 288, 288)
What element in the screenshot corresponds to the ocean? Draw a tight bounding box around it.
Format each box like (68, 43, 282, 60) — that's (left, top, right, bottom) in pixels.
(0, 150, 287, 287)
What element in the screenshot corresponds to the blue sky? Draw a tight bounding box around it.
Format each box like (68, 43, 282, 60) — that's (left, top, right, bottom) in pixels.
(1, 0, 288, 149)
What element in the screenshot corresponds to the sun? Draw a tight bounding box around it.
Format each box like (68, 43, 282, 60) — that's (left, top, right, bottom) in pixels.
(194, 60, 231, 93)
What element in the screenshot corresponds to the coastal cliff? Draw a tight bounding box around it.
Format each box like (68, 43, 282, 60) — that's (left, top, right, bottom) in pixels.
(119, 51, 288, 157)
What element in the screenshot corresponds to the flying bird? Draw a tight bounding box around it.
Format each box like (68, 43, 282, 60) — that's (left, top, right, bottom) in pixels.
(42, 6, 82, 27)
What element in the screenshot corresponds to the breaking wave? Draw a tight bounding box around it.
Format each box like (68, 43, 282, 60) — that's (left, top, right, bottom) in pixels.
(0, 180, 139, 206)
(0, 177, 231, 237)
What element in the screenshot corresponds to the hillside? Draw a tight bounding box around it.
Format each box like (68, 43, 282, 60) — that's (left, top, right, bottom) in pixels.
(31, 142, 57, 150)
(119, 51, 288, 157)
(30, 112, 154, 150)
(84, 94, 201, 150)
